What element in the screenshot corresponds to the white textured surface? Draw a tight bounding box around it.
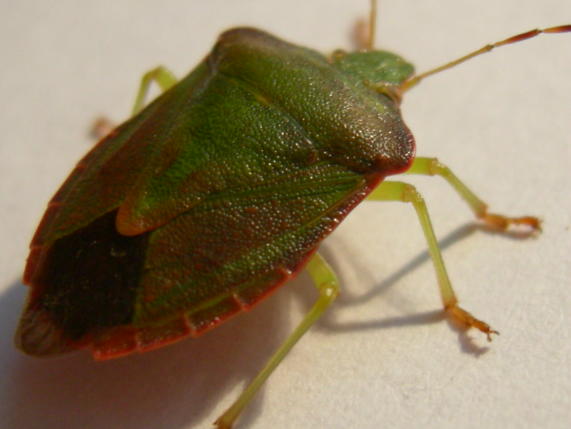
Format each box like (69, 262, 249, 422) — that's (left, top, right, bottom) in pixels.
(1, 1, 570, 428)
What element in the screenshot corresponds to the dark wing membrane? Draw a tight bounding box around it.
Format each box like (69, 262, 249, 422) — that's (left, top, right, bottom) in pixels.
(133, 162, 368, 328)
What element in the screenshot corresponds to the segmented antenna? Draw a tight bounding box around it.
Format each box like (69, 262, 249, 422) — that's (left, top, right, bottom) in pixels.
(401, 25, 571, 92)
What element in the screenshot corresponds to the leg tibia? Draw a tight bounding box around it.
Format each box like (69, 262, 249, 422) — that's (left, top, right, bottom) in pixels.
(367, 181, 498, 340)
(214, 252, 339, 429)
(132, 66, 177, 115)
(89, 67, 178, 140)
(406, 157, 541, 231)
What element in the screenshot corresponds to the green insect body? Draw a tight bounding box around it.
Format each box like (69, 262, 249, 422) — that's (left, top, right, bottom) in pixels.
(18, 28, 415, 359)
(15, 6, 570, 428)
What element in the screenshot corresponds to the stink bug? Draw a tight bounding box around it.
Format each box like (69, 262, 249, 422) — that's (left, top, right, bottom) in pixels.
(13, 1, 570, 428)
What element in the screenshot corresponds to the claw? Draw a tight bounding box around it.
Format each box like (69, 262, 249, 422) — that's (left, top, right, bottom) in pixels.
(446, 303, 499, 341)
(481, 212, 542, 233)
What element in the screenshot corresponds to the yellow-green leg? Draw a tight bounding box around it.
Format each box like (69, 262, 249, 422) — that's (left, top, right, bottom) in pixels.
(91, 66, 178, 140)
(215, 252, 340, 429)
(367, 180, 498, 339)
(131, 65, 177, 115)
(406, 157, 541, 231)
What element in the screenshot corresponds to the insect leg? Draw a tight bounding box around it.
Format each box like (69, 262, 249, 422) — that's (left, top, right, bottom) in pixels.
(215, 252, 339, 429)
(405, 157, 541, 231)
(89, 67, 178, 140)
(89, 117, 117, 140)
(132, 66, 178, 115)
(367, 181, 498, 340)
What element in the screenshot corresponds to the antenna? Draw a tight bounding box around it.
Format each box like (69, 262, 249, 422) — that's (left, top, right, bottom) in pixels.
(401, 25, 571, 92)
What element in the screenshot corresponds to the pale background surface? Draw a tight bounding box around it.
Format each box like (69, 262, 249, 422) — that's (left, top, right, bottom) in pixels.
(1, 1, 570, 428)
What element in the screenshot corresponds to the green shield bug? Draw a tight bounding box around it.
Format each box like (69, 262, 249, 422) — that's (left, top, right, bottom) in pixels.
(12, 1, 570, 428)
